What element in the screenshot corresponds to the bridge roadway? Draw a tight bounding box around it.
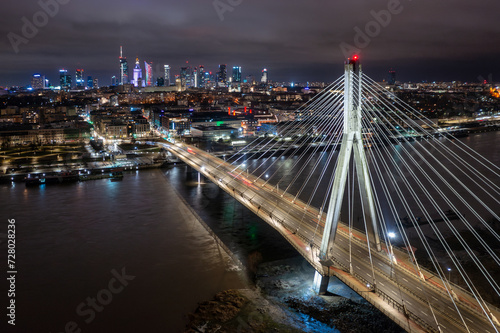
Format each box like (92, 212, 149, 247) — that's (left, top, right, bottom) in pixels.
(163, 142, 500, 333)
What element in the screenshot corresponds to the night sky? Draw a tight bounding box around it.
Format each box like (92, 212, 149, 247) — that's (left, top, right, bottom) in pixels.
(1, 0, 499, 86)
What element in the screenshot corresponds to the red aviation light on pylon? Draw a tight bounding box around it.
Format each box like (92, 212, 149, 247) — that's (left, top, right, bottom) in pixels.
(353, 54, 359, 61)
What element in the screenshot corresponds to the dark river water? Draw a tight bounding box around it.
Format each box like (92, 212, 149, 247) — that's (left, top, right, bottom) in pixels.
(0, 131, 498, 332)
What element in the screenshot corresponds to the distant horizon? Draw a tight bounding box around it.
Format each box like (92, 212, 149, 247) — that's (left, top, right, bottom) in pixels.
(2, 55, 498, 89)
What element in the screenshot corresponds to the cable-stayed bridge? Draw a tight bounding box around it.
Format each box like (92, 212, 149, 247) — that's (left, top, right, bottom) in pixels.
(162, 57, 500, 333)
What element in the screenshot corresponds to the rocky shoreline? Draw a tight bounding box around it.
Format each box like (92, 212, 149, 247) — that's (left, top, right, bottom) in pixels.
(185, 257, 404, 333)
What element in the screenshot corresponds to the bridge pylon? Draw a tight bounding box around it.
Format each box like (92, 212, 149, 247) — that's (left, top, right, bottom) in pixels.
(314, 56, 382, 294)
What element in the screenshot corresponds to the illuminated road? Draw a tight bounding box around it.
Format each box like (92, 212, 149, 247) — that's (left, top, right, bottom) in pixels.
(163, 142, 500, 333)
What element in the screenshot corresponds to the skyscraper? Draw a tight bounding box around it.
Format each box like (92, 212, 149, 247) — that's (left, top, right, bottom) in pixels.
(164, 65, 171, 86)
(75, 69, 84, 89)
(261, 68, 268, 84)
(59, 69, 72, 90)
(389, 69, 396, 85)
(193, 67, 198, 88)
(93, 78, 99, 89)
(198, 65, 205, 88)
(144, 61, 153, 87)
(218, 64, 227, 86)
(180, 66, 192, 89)
(133, 58, 142, 87)
(232, 66, 242, 83)
(87, 76, 93, 89)
(111, 76, 117, 86)
(119, 46, 129, 85)
(31, 74, 45, 90)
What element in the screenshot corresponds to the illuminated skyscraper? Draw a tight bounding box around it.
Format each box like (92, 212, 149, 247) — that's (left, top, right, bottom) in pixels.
(261, 68, 268, 84)
(164, 65, 171, 86)
(31, 74, 45, 90)
(198, 65, 205, 88)
(111, 76, 117, 86)
(93, 78, 99, 89)
(193, 67, 198, 88)
(59, 69, 72, 90)
(180, 66, 192, 89)
(232, 66, 242, 83)
(133, 58, 142, 87)
(218, 64, 227, 86)
(87, 76, 93, 89)
(75, 69, 84, 89)
(144, 61, 153, 87)
(389, 69, 396, 85)
(119, 46, 129, 85)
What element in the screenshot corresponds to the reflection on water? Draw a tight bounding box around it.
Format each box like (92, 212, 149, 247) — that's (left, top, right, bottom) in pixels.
(1, 171, 245, 332)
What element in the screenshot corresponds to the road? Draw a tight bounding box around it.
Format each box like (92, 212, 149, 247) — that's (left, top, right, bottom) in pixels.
(164, 141, 500, 333)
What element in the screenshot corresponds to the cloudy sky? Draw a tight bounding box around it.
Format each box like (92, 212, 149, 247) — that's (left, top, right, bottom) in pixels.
(1, 0, 499, 86)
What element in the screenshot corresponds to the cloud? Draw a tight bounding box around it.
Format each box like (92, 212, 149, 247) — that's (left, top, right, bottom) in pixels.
(0, 0, 499, 86)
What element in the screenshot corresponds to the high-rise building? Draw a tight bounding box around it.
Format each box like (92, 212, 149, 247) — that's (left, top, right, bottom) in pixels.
(198, 65, 205, 88)
(87, 76, 93, 89)
(156, 77, 164, 87)
(31, 74, 45, 90)
(133, 58, 142, 87)
(111, 76, 117, 86)
(59, 69, 72, 90)
(93, 78, 99, 89)
(193, 67, 198, 88)
(119, 46, 129, 85)
(204, 71, 211, 88)
(218, 64, 227, 86)
(164, 65, 171, 86)
(180, 66, 192, 89)
(261, 68, 268, 84)
(75, 69, 84, 89)
(144, 61, 153, 87)
(389, 69, 396, 85)
(232, 66, 242, 83)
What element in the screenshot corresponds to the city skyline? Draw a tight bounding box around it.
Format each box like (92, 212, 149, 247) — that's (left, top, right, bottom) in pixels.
(1, 0, 500, 86)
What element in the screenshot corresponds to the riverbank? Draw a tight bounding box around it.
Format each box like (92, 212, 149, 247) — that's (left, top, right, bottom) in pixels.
(185, 257, 404, 333)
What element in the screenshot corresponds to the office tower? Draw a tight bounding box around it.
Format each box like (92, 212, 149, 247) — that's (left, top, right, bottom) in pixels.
(87, 76, 93, 89)
(180, 66, 192, 89)
(31, 74, 45, 89)
(111, 76, 117, 86)
(193, 67, 198, 88)
(389, 69, 396, 85)
(156, 77, 164, 87)
(232, 66, 242, 83)
(261, 68, 268, 84)
(75, 69, 84, 89)
(164, 65, 171, 86)
(133, 58, 142, 87)
(119, 46, 129, 85)
(198, 65, 205, 88)
(218, 64, 227, 85)
(145, 61, 153, 87)
(93, 78, 99, 89)
(59, 69, 72, 90)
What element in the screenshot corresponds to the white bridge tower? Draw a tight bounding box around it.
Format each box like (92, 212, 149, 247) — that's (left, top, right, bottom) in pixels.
(314, 56, 382, 294)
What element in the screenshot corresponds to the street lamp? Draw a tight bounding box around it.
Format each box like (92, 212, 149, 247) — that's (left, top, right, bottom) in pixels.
(447, 268, 451, 281)
(388, 232, 396, 239)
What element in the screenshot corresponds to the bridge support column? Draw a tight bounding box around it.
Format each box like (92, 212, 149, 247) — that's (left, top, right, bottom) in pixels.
(312, 271, 329, 295)
(315, 56, 381, 294)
